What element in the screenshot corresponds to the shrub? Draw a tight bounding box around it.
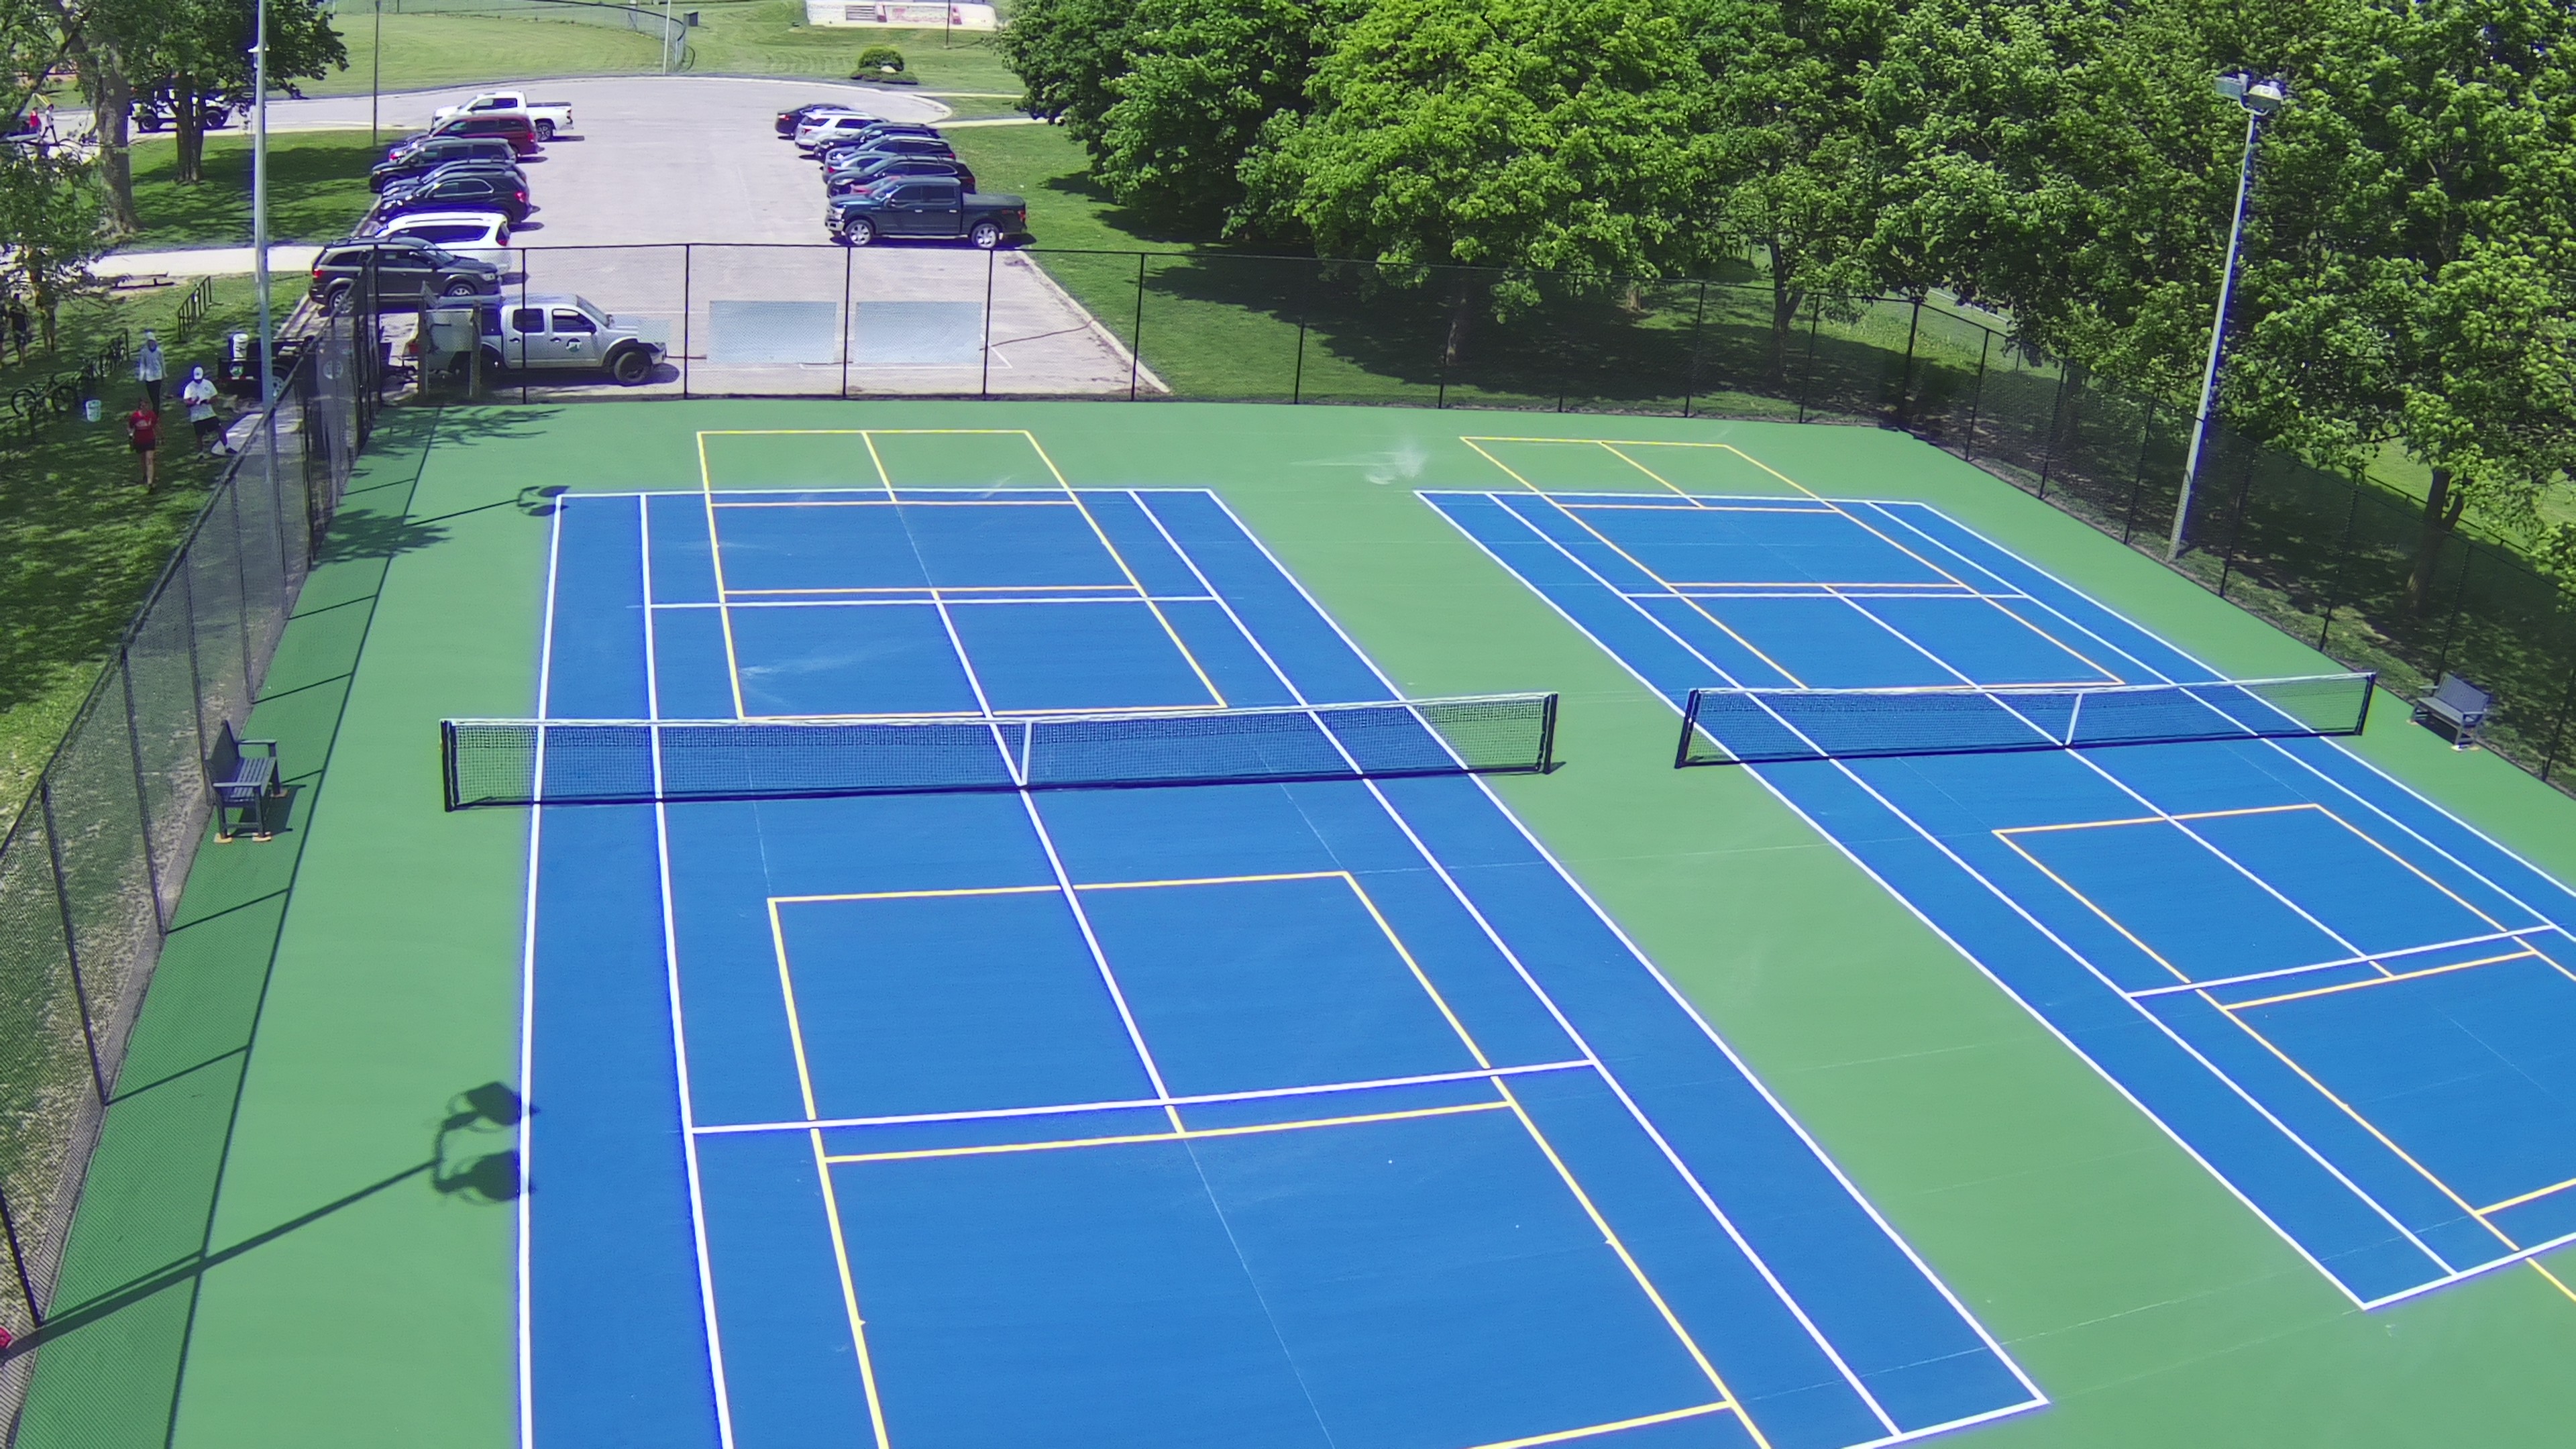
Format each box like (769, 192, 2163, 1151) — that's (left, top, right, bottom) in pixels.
(853, 44, 906, 76)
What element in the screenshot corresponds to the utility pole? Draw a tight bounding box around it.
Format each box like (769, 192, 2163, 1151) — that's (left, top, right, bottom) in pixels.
(252, 0, 274, 404)
(2170, 71, 2286, 560)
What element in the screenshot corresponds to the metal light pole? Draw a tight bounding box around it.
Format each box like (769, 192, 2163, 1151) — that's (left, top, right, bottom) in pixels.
(2169, 71, 2286, 560)
(252, 0, 274, 404)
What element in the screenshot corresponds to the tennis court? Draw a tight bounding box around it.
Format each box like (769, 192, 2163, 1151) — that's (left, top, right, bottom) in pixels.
(509, 431, 2041, 1449)
(1429, 437, 2576, 1310)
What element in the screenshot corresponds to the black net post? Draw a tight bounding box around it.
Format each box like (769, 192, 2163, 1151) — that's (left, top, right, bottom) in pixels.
(1290, 263, 1313, 405)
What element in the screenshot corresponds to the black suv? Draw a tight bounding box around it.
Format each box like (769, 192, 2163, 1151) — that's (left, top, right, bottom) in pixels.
(308, 237, 502, 311)
(372, 134, 517, 191)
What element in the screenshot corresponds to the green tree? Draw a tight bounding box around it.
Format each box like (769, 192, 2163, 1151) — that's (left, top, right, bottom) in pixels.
(0, 141, 110, 347)
(997, 0, 1135, 143)
(139, 0, 347, 184)
(1091, 0, 1358, 231)
(1241, 0, 1715, 357)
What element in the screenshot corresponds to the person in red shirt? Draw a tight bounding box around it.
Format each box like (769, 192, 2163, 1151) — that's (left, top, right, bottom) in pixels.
(127, 396, 159, 490)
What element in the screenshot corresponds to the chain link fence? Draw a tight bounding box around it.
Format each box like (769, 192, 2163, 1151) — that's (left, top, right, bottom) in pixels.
(393, 242, 2576, 795)
(0, 308, 372, 1425)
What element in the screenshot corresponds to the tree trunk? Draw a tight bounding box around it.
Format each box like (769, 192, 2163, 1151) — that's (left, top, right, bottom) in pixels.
(2406, 466, 2468, 613)
(1768, 276, 1805, 384)
(175, 74, 205, 183)
(1442, 272, 1475, 368)
(66, 32, 142, 235)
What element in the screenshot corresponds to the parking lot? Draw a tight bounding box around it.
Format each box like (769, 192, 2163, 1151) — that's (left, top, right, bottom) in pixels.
(324, 76, 1152, 396)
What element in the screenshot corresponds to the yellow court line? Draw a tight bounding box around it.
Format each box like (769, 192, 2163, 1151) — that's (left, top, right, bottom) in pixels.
(1996, 802, 2321, 837)
(822, 1099, 1511, 1165)
(1534, 502, 1809, 687)
(695, 433, 753, 718)
(721, 584, 1132, 595)
(1659, 579, 1979, 590)
(808, 1126, 894, 1449)
(1014, 430, 1230, 709)
(1490, 1079, 1770, 1449)
(2220, 949, 2538, 1011)
(767, 900, 826, 1120)
(2483, 1173, 2576, 1217)
(710, 498, 1075, 509)
(2216, 1011, 2520, 1251)
(1458, 437, 1554, 494)
(774, 883, 1061, 906)
(1565, 502, 1826, 514)
(1992, 832, 2192, 985)
(1075, 871, 1347, 892)
(2532, 1260, 2576, 1306)
(1464, 1403, 1735, 1449)
(857, 430, 893, 493)
(1595, 442, 1695, 502)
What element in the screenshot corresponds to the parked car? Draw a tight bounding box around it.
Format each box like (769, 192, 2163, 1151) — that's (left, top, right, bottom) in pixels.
(372, 211, 516, 268)
(826, 155, 975, 197)
(827, 178, 1026, 248)
(431, 90, 574, 141)
(425, 294, 663, 384)
(422, 111, 543, 155)
(308, 237, 502, 311)
(794, 113, 885, 152)
(777, 102, 867, 136)
(382, 157, 529, 199)
(379, 170, 530, 223)
(818, 122, 943, 162)
(824, 134, 955, 171)
(371, 134, 519, 191)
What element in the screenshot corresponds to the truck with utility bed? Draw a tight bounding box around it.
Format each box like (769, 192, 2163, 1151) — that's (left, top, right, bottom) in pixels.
(826, 178, 1026, 248)
(432, 91, 574, 140)
(420, 293, 663, 385)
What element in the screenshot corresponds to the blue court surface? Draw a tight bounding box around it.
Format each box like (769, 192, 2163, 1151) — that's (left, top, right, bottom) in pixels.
(520, 471, 2043, 1449)
(1428, 486, 2576, 1309)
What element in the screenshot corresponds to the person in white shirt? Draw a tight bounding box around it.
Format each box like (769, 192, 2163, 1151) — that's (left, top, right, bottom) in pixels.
(136, 329, 166, 412)
(182, 366, 227, 454)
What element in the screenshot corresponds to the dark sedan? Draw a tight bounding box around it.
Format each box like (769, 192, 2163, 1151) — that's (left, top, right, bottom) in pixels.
(378, 171, 531, 223)
(826, 155, 975, 197)
(371, 134, 518, 191)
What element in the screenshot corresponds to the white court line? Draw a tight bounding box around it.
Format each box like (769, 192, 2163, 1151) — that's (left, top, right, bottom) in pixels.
(695, 1061, 1595, 1137)
(515, 495, 566, 1449)
(653, 596, 1216, 609)
(637, 497, 743, 1449)
(1177, 492, 2031, 1438)
(1861, 502, 2571, 934)
(1435, 490, 2445, 1301)
(2125, 926, 2558, 1001)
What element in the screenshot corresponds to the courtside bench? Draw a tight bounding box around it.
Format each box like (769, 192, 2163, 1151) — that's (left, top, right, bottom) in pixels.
(207, 721, 282, 841)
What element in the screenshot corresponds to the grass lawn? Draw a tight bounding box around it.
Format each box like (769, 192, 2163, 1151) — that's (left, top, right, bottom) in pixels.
(0, 277, 301, 810)
(317, 0, 1020, 102)
(125, 131, 380, 252)
(313, 12, 664, 97)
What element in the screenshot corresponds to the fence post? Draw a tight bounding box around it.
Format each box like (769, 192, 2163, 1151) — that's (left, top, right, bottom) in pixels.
(2120, 401, 2157, 545)
(1793, 298, 1822, 424)
(2538, 647, 2576, 784)
(981, 248, 998, 399)
(1128, 253, 1145, 403)
(1894, 297, 1922, 428)
(2214, 447, 2257, 596)
(119, 654, 168, 932)
(2035, 368, 2070, 498)
(37, 782, 110, 1105)
(1961, 328, 1990, 460)
(840, 243, 853, 398)
(2314, 474, 2365, 653)
(681, 244, 692, 398)
(1681, 279, 1708, 419)
(2431, 544, 2479, 682)
(1290, 263, 1311, 405)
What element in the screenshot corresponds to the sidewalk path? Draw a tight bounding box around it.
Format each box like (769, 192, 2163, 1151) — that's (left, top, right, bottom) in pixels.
(100, 246, 323, 280)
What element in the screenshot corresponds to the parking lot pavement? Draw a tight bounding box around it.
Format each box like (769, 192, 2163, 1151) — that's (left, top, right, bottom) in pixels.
(339, 76, 1159, 398)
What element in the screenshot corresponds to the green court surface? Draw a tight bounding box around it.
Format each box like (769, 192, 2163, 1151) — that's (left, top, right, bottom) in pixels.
(20, 400, 2576, 1448)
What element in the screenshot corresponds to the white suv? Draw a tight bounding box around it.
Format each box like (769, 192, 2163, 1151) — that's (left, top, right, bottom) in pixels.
(795, 113, 881, 153)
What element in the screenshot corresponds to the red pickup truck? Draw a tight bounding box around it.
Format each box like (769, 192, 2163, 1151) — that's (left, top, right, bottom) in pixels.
(421, 111, 542, 156)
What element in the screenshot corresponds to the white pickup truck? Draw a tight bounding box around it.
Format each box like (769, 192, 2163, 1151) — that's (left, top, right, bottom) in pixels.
(431, 91, 575, 140)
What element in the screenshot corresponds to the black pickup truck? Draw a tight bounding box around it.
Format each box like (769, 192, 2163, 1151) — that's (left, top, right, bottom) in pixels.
(826, 177, 1028, 248)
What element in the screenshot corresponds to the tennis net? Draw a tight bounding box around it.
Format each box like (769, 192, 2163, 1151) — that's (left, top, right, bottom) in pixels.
(443, 693, 1558, 808)
(1676, 672, 2375, 766)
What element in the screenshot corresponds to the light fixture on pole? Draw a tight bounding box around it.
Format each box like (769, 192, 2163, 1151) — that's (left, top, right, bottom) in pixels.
(2169, 70, 2285, 560)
